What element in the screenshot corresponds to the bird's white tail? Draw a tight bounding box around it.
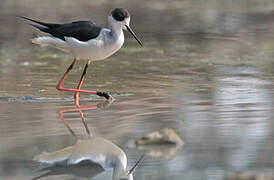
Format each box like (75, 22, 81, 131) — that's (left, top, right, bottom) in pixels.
(32, 36, 70, 52)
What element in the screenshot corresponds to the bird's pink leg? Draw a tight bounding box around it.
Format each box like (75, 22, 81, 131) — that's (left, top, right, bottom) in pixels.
(56, 59, 97, 95)
(74, 60, 91, 106)
(73, 61, 91, 135)
(56, 59, 112, 100)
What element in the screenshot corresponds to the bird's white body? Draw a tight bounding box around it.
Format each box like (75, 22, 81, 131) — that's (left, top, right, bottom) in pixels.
(32, 28, 124, 60)
(32, 15, 128, 61)
(34, 137, 132, 180)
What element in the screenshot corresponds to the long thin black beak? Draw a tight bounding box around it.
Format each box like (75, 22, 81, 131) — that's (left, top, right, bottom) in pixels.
(126, 25, 143, 47)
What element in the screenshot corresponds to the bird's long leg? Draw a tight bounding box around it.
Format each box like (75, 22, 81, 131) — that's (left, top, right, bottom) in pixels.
(74, 60, 91, 105)
(56, 59, 112, 100)
(73, 60, 91, 136)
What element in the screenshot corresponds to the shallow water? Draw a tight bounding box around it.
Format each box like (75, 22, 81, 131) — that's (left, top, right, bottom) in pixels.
(1, 0, 274, 179)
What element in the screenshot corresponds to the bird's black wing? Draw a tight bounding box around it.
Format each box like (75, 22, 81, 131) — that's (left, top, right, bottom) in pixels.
(47, 21, 102, 41)
(19, 17, 102, 41)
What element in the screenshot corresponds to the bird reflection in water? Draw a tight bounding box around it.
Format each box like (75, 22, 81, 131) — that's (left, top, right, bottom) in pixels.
(32, 96, 143, 180)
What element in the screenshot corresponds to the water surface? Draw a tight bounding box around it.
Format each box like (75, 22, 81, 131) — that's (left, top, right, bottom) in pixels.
(1, 0, 274, 179)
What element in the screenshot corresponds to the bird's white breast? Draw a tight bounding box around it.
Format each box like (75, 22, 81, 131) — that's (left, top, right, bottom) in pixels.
(65, 28, 124, 60)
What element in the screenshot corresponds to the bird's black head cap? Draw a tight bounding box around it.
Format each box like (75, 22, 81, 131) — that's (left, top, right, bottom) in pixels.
(111, 8, 130, 21)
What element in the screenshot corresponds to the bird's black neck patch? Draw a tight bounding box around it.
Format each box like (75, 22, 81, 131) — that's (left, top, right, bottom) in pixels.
(111, 8, 129, 21)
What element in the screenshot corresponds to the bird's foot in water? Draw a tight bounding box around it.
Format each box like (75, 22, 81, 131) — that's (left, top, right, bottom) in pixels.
(96, 91, 115, 101)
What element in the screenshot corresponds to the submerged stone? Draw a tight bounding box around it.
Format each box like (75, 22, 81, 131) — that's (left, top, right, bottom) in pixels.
(136, 144, 181, 160)
(135, 128, 183, 145)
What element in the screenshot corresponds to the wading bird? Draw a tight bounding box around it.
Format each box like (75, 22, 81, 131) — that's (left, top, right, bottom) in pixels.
(20, 8, 142, 100)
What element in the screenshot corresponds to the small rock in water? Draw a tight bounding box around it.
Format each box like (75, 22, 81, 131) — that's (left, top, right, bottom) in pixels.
(136, 144, 181, 160)
(135, 128, 183, 145)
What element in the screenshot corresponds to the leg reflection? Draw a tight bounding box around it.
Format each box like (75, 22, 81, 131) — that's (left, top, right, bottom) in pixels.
(57, 99, 113, 137)
(32, 100, 113, 180)
(33, 98, 143, 180)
